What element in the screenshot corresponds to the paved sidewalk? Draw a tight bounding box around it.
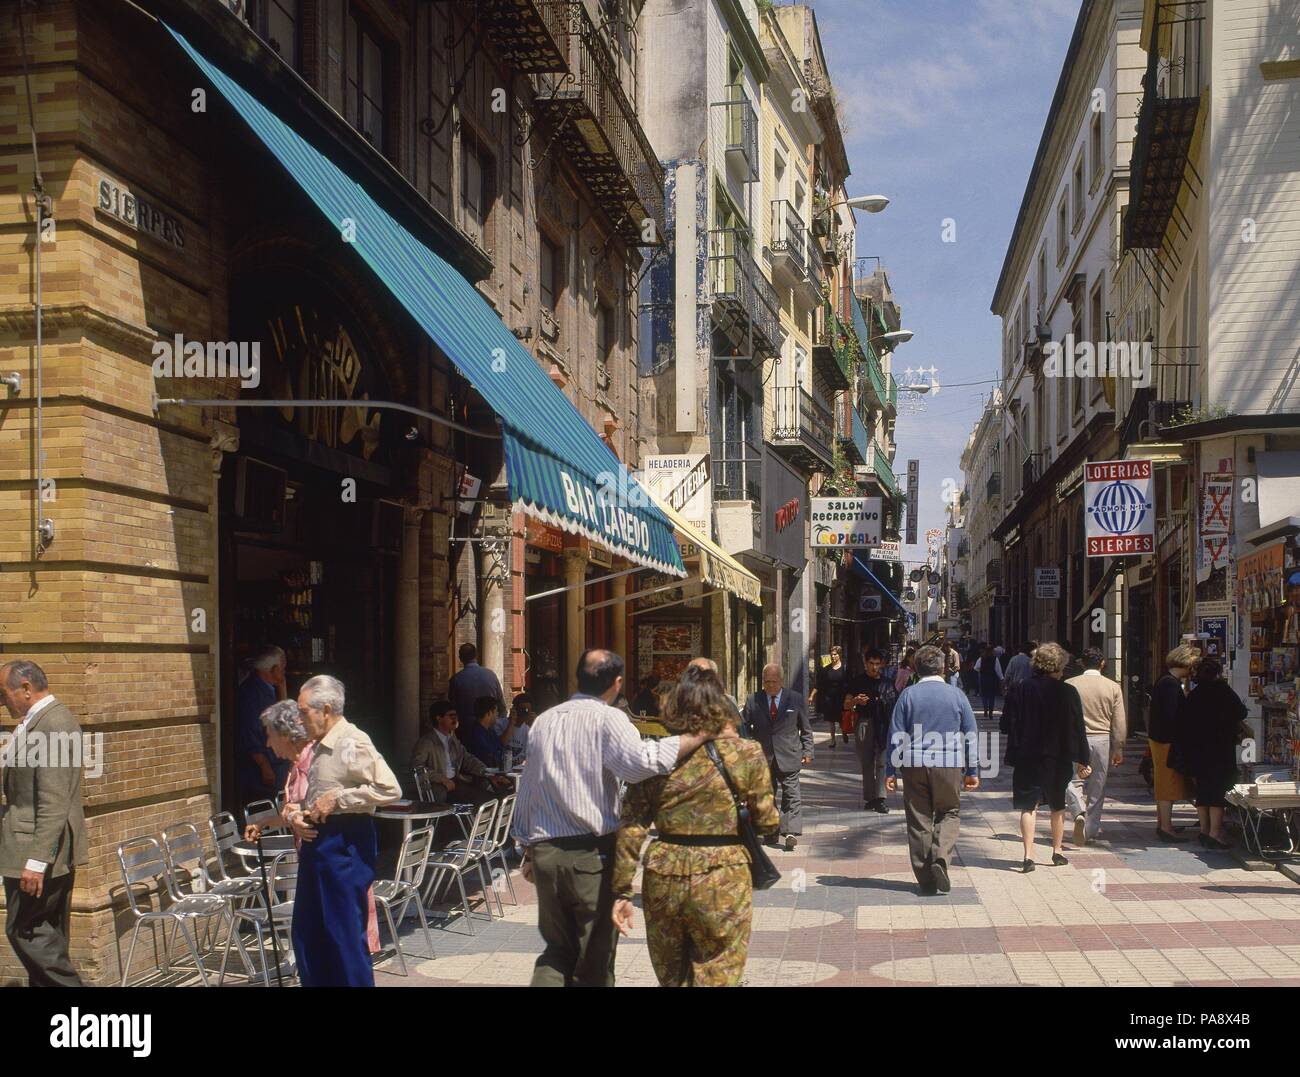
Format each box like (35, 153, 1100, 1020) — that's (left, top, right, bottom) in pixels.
(378, 712, 1300, 987)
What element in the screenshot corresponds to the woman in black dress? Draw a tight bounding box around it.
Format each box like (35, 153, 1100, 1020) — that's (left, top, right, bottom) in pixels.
(811, 645, 849, 748)
(1171, 657, 1245, 849)
(1000, 642, 1091, 871)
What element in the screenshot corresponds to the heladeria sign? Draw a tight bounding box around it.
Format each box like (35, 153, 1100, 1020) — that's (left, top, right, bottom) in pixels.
(810, 497, 882, 549)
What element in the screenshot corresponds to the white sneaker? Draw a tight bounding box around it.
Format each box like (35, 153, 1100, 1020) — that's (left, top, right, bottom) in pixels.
(1073, 815, 1087, 847)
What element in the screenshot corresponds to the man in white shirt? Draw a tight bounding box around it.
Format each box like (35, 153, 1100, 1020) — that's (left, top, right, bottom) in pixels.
(512, 649, 716, 987)
(1065, 647, 1127, 845)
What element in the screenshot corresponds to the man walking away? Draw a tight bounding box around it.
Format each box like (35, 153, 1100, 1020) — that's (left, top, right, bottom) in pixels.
(742, 664, 813, 850)
(884, 646, 980, 896)
(1065, 647, 1126, 846)
(1003, 642, 1036, 696)
(448, 643, 507, 738)
(511, 650, 714, 987)
(847, 647, 896, 813)
(0, 661, 88, 986)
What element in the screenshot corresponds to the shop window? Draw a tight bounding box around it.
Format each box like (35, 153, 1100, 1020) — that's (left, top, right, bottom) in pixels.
(345, 7, 389, 156)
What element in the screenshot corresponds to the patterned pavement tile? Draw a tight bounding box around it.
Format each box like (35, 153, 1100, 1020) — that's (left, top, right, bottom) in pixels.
(371, 707, 1299, 987)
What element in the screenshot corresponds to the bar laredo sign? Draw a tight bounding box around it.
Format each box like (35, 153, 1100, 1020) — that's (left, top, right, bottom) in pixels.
(1084, 459, 1154, 556)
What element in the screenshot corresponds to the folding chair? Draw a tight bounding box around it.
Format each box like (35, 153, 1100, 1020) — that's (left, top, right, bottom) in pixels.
(244, 799, 286, 835)
(372, 827, 438, 975)
(161, 823, 262, 956)
(459, 793, 519, 913)
(208, 811, 259, 881)
(219, 851, 298, 986)
(117, 837, 227, 986)
(423, 800, 498, 934)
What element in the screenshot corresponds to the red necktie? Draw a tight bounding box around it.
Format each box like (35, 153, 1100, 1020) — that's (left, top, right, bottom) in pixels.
(770, 696, 778, 720)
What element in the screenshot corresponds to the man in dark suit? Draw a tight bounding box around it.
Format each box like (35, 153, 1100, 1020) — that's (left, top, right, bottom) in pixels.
(0, 660, 88, 986)
(743, 664, 813, 850)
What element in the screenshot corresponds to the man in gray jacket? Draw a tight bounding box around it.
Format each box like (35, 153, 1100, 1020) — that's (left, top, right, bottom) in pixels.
(0, 660, 88, 986)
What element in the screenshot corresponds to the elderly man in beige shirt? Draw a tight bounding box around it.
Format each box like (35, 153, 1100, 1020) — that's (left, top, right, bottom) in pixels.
(1065, 647, 1127, 846)
(288, 674, 401, 987)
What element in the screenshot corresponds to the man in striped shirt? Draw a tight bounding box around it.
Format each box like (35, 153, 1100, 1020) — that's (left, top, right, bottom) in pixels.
(512, 649, 714, 987)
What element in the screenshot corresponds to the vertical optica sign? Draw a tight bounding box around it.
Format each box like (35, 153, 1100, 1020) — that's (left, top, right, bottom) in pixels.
(906, 459, 920, 545)
(1084, 459, 1154, 556)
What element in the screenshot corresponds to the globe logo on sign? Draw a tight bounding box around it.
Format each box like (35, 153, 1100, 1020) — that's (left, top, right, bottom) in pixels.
(1088, 478, 1150, 535)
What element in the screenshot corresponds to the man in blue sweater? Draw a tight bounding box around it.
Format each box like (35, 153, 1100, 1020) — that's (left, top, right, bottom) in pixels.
(884, 645, 981, 896)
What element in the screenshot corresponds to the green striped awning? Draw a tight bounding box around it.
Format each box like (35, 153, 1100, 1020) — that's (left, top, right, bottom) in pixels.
(165, 25, 684, 576)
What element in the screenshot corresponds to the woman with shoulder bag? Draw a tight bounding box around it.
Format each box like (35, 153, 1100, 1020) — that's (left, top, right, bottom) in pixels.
(611, 665, 779, 987)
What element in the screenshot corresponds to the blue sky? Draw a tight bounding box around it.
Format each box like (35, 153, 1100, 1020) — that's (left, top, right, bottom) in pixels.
(811, 0, 1081, 566)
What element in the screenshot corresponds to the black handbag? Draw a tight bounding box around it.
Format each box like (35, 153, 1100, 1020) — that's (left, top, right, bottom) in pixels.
(704, 741, 781, 890)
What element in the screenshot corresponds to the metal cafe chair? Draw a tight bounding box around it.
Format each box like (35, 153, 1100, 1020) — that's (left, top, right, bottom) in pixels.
(117, 837, 227, 987)
(219, 851, 298, 987)
(160, 823, 262, 957)
(208, 811, 260, 881)
(457, 793, 519, 914)
(372, 826, 437, 976)
(244, 798, 287, 835)
(423, 799, 499, 935)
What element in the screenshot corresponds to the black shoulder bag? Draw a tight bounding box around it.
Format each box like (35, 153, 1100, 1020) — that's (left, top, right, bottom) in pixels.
(704, 741, 781, 890)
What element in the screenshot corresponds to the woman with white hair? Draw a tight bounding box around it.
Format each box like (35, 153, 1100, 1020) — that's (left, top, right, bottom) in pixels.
(1000, 642, 1091, 871)
(245, 700, 380, 955)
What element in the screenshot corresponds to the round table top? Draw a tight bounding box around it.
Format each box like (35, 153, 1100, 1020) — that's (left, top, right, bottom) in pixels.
(482, 767, 524, 777)
(232, 834, 297, 858)
(374, 804, 455, 820)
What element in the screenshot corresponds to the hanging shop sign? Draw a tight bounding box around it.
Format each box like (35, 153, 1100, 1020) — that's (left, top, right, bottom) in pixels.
(1055, 462, 1085, 501)
(810, 497, 882, 549)
(1084, 459, 1154, 556)
(763, 450, 807, 569)
(906, 460, 920, 545)
(642, 454, 712, 536)
(1035, 567, 1060, 599)
(859, 594, 883, 613)
(872, 540, 902, 562)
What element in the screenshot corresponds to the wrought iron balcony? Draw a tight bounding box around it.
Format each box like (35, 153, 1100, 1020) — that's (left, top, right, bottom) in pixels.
(985, 558, 1003, 587)
(812, 300, 854, 390)
(856, 439, 900, 502)
(715, 89, 759, 182)
(708, 228, 781, 361)
(712, 433, 763, 503)
(534, 1, 665, 246)
(1122, 0, 1204, 251)
(769, 201, 821, 305)
(480, 0, 569, 73)
(986, 472, 1002, 499)
(838, 394, 870, 466)
(770, 385, 834, 471)
(1022, 452, 1046, 491)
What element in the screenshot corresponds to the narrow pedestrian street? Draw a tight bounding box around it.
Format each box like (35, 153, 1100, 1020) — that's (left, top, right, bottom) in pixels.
(380, 711, 1300, 988)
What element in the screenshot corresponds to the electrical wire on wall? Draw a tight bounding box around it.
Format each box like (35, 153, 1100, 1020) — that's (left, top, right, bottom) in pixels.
(17, 1, 54, 551)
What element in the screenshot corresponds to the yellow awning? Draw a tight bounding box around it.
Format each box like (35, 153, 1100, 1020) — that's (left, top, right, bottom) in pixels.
(645, 491, 763, 607)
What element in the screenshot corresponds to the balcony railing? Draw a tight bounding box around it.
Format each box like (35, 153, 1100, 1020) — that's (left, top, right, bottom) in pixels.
(865, 440, 899, 501)
(838, 395, 870, 465)
(708, 228, 781, 359)
(769, 200, 821, 305)
(1122, 0, 1204, 250)
(713, 434, 763, 503)
(715, 89, 759, 181)
(986, 472, 1002, 499)
(534, 1, 665, 246)
(812, 301, 854, 389)
(1022, 452, 1045, 491)
(886, 373, 897, 413)
(985, 558, 1003, 587)
(481, 0, 569, 73)
(770, 385, 834, 470)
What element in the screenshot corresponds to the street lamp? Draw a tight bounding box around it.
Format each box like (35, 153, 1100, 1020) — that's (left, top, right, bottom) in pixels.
(881, 329, 913, 346)
(844, 194, 890, 214)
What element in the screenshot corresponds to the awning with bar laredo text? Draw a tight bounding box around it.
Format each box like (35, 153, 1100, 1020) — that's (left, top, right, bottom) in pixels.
(165, 25, 684, 577)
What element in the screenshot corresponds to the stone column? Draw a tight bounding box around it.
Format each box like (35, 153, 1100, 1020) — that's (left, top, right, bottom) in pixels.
(563, 547, 588, 696)
(394, 506, 425, 770)
(611, 571, 627, 660)
(479, 536, 508, 691)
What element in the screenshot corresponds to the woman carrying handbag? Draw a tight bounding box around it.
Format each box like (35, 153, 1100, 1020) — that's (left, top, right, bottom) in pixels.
(611, 665, 780, 987)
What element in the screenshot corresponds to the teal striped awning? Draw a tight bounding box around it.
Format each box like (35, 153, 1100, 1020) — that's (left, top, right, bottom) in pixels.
(165, 25, 684, 576)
